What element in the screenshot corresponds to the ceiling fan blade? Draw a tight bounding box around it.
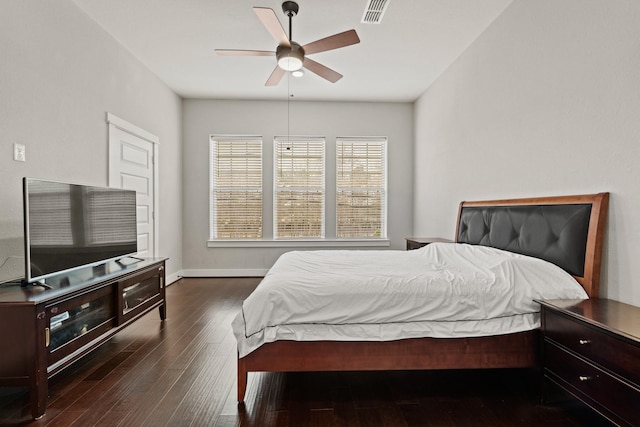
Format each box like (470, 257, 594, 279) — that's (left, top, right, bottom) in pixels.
(254, 7, 290, 46)
(265, 66, 286, 86)
(215, 49, 274, 57)
(302, 29, 360, 55)
(303, 58, 343, 83)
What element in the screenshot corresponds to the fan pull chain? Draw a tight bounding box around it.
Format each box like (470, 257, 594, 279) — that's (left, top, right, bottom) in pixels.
(287, 72, 292, 150)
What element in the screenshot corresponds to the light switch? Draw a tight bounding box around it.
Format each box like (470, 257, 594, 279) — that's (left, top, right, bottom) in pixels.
(14, 143, 26, 162)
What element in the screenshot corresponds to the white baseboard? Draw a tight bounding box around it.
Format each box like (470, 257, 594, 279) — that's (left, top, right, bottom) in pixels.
(182, 268, 267, 278)
(166, 270, 183, 285)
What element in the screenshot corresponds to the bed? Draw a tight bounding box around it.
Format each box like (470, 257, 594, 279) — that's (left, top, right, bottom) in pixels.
(234, 193, 609, 402)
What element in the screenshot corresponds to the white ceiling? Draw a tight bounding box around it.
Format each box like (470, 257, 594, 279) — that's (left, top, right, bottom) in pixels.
(72, 0, 513, 102)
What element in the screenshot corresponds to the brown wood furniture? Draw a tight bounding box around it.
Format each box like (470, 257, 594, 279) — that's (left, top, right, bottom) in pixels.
(0, 258, 166, 419)
(0, 278, 606, 425)
(238, 193, 609, 402)
(539, 298, 640, 426)
(405, 237, 453, 250)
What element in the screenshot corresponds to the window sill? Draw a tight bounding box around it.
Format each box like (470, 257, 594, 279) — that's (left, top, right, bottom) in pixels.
(207, 239, 391, 248)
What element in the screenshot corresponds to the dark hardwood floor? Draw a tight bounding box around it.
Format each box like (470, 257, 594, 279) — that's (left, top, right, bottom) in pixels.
(0, 278, 612, 426)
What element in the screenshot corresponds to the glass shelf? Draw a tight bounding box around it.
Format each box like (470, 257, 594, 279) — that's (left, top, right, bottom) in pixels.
(48, 288, 114, 353)
(118, 265, 163, 324)
(122, 276, 159, 315)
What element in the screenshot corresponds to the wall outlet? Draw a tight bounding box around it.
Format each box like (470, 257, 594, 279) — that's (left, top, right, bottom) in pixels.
(13, 143, 26, 162)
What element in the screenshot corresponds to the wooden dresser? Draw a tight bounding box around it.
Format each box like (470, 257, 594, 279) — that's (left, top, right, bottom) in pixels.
(538, 298, 640, 426)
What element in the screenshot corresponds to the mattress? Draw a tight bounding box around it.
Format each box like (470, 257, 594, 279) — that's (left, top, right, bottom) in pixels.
(233, 243, 588, 357)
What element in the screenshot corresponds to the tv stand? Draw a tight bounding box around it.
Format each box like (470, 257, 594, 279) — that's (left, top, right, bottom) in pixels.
(0, 258, 167, 420)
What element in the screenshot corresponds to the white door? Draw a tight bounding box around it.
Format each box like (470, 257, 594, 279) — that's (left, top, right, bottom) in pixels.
(107, 114, 159, 258)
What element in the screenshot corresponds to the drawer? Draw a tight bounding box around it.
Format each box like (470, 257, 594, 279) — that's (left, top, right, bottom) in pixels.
(545, 342, 640, 426)
(544, 309, 640, 387)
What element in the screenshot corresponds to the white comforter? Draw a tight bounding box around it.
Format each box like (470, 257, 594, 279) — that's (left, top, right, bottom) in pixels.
(233, 243, 588, 357)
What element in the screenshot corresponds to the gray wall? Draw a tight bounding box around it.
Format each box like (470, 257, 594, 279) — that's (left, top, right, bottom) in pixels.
(0, 1, 183, 283)
(182, 99, 413, 275)
(7, 0, 632, 307)
(414, 0, 640, 306)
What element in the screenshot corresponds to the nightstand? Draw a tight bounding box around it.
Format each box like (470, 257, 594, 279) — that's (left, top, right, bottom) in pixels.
(405, 237, 453, 250)
(538, 298, 640, 426)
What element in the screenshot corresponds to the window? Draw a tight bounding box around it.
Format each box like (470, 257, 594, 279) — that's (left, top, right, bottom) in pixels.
(210, 137, 262, 239)
(208, 135, 389, 247)
(274, 137, 325, 238)
(336, 138, 387, 238)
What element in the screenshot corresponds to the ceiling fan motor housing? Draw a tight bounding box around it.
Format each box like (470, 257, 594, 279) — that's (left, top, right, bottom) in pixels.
(276, 42, 305, 71)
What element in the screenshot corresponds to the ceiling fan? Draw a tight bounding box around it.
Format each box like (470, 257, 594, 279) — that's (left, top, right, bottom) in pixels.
(215, 1, 360, 86)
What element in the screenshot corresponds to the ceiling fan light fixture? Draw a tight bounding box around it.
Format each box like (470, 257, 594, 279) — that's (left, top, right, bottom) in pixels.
(291, 69, 304, 78)
(276, 43, 304, 71)
(278, 55, 303, 71)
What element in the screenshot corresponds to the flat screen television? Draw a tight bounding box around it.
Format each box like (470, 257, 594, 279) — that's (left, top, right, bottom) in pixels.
(23, 178, 138, 283)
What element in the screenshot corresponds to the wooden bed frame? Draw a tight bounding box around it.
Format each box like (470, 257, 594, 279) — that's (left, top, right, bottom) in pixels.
(237, 193, 609, 402)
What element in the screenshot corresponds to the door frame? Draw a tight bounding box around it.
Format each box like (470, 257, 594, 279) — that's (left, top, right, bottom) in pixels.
(106, 112, 159, 258)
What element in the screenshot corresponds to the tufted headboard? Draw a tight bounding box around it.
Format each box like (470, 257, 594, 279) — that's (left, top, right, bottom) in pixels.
(455, 193, 609, 298)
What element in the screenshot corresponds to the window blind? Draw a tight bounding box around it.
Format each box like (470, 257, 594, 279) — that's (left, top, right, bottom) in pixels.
(274, 137, 325, 238)
(336, 138, 387, 238)
(210, 137, 263, 239)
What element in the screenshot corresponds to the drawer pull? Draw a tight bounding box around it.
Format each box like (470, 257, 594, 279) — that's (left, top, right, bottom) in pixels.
(578, 375, 591, 382)
(578, 339, 591, 345)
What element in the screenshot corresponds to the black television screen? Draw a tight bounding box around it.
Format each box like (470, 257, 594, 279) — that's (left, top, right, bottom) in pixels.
(23, 178, 138, 283)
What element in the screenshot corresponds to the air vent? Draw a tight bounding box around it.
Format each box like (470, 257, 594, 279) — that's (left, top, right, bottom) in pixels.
(361, 0, 390, 24)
